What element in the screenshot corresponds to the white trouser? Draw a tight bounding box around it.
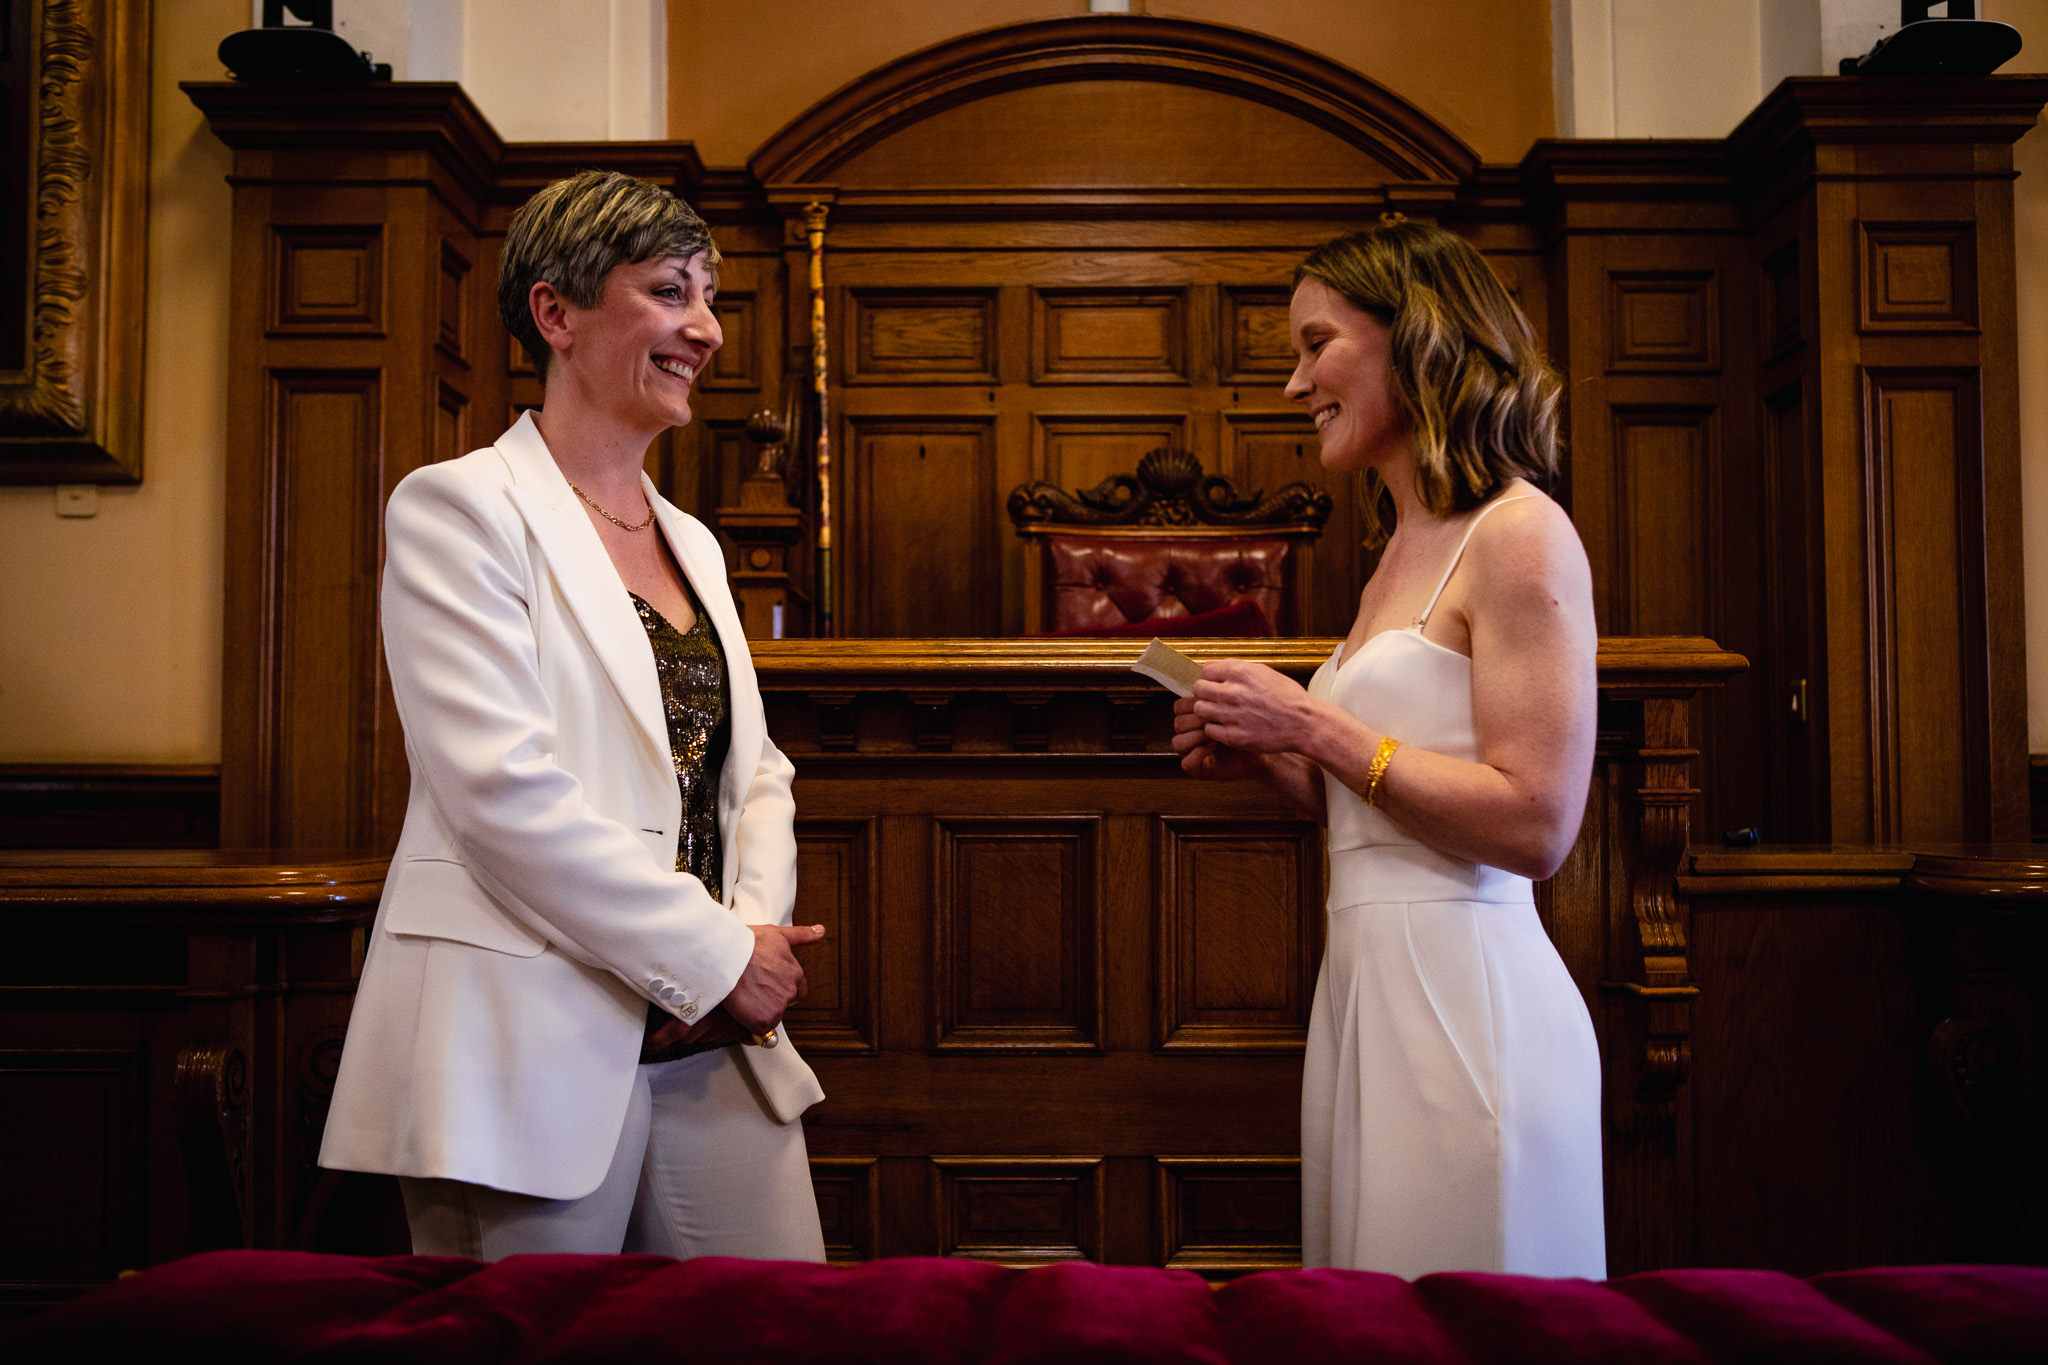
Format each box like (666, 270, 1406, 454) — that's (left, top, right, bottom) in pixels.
(398, 1046, 826, 1261)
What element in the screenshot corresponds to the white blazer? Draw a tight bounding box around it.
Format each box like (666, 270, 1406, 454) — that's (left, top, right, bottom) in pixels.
(319, 411, 823, 1201)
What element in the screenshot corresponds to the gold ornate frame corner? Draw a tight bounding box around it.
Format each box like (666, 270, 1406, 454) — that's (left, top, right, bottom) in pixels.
(0, 0, 151, 484)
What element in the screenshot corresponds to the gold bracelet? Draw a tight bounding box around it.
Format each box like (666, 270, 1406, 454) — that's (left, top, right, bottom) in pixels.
(1363, 736, 1401, 807)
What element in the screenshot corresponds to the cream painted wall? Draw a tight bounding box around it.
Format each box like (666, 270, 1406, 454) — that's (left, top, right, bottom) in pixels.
(668, 0, 1555, 166)
(0, 0, 239, 763)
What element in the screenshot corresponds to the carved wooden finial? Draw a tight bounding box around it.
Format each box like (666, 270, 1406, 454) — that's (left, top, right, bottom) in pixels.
(1006, 447, 1332, 531)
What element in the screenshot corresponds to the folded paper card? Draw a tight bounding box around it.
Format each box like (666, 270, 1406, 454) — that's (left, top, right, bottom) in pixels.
(1132, 638, 1204, 697)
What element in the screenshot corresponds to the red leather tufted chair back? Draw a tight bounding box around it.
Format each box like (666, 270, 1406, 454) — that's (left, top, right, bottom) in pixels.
(1008, 448, 1331, 634)
(1046, 535, 1290, 632)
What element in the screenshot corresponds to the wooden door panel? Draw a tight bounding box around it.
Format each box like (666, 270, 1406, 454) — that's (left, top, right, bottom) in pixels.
(848, 421, 997, 636)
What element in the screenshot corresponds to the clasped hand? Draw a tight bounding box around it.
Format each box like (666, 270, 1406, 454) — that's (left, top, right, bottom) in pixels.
(1170, 658, 1315, 777)
(650, 923, 826, 1050)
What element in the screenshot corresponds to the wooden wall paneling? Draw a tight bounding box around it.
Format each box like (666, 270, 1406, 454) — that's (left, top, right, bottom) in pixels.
(1031, 288, 1189, 385)
(808, 1156, 881, 1262)
(1226, 412, 1370, 637)
(1858, 221, 1977, 332)
(785, 818, 878, 1052)
(0, 853, 389, 1311)
(1033, 414, 1190, 496)
(706, 290, 759, 390)
(1723, 78, 2046, 843)
(1154, 817, 1321, 1052)
(1861, 368, 1989, 843)
(760, 638, 1740, 1270)
(844, 289, 998, 386)
(269, 226, 384, 335)
(1759, 372, 1830, 842)
(0, 1048, 145, 1298)
(931, 1156, 1104, 1264)
(0, 764, 221, 849)
(1678, 848, 1951, 1271)
(1156, 1157, 1302, 1275)
(191, 82, 505, 851)
(1217, 285, 1294, 385)
(1522, 151, 1764, 841)
(846, 418, 998, 637)
(267, 370, 383, 848)
(932, 816, 1102, 1052)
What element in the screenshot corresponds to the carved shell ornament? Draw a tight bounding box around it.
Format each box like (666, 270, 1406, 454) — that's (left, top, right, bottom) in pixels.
(1006, 448, 1333, 530)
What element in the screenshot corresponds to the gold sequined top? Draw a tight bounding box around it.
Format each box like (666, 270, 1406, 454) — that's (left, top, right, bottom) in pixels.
(631, 581, 732, 1064)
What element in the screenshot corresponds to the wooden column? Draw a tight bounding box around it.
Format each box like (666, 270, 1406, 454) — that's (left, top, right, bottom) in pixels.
(1728, 76, 2048, 844)
(185, 83, 503, 852)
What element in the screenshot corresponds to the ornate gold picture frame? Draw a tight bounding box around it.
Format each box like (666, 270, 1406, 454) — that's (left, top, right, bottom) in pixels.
(0, 0, 150, 484)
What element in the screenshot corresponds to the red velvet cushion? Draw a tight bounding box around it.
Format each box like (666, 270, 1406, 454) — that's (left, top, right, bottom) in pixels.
(1811, 1265, 2048, 1362)
(15, 1252, 2048, 1364)
(1041, 598, 1271, 638)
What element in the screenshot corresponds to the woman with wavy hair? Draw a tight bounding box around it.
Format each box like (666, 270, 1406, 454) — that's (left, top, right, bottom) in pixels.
(1173, 220, 1605, 1277)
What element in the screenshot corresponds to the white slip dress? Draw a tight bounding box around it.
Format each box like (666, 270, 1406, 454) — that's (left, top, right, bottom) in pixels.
(1299, 496, 1607, 1279)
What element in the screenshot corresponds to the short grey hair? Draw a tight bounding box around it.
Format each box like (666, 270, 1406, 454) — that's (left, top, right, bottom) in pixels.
(498, 169, 720, 384)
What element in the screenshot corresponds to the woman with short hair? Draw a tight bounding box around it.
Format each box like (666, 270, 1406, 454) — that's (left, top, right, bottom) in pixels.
(320, 169, 827, 1261)
(1174, 220, 1606, 1278)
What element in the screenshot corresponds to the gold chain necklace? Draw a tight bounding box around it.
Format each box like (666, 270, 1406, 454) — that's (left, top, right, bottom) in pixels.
(570, 482, 656, 532)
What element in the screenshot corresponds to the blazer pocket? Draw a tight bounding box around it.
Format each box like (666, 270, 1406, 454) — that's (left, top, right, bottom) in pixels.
(383, 857, 548, 957)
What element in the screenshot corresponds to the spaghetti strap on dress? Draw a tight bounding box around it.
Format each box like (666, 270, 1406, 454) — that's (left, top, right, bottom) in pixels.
(1299, 492, 1605, 1278)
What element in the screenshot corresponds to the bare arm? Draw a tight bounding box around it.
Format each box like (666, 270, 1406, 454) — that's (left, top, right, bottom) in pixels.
(1188, 497, 1598, 879)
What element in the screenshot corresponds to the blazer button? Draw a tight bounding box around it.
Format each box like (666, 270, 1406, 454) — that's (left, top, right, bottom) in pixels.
(680, 1003, 699, 1022)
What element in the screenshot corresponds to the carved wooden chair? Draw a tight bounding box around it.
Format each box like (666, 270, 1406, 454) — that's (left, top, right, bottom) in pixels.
(1007, 448, 1332, 634)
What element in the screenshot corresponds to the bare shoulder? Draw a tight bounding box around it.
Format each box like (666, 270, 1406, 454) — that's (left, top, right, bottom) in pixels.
(1464, 487, 1589, 594)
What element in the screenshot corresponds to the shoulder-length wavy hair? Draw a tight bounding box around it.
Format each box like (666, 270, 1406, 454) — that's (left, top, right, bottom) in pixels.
(1294, 220, 1561, 547)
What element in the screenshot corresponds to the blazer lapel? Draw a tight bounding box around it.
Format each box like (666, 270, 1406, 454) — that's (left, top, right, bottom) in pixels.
(493, 412, 671, 770)
(652, 494, 762, 880)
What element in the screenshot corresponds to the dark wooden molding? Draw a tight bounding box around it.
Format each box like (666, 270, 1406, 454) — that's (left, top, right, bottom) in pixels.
(0, 763, 220, 849)
(0, 0, 151, 484)
(748, 16, 1480, 190)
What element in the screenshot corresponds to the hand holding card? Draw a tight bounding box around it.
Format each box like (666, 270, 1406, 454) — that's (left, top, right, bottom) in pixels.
(1132, 638, 1204, 697)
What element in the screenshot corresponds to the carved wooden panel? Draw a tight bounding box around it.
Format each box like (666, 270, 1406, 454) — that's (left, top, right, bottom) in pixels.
(1032, 289, 1187, 384)
(1156, 819, 1320, 1051)
(507, 330, 532, 376)
(1612, 408, 1716, 637)
(269, 226, 384, 336)
(1034, 414, 1188, 495)
(1761, 381, 1826, 842)
(932, 1156, 1103, 1263)
(436, 241, 469, 362)
(1762, 240, 1802, 358)
(933, 817, 1101, 1052)
(702, 290, 759, 389)
(1156, 1157, 1301, 1274)
(846, 290, 998, 385)
(1607, 272, 1717, 372)
(847, 420, 997, 636)
(1858, 223, 1977, 332)
(434, 383, 468, 464)
(1219, 286, 1294, 383)
(809, 1156, 880, 1263)
(785, 819, 877, 1052)
(269, 372, 383, 848)
(1863, 369, 1988, 841)
(0, 1049, 143, 1284)
(1228, 413, 1367, 636)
